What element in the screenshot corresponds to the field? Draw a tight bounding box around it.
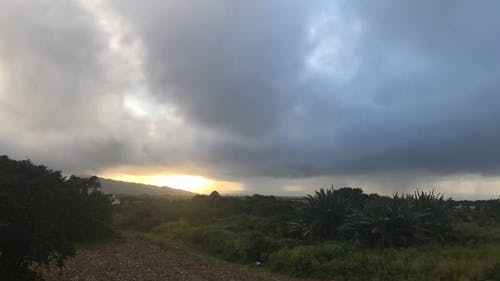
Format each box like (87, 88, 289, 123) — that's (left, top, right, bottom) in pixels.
(107, 191, 500, 281)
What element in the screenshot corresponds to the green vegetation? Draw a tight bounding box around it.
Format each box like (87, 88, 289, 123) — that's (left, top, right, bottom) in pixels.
(266, 231, 500, 280)
(114, 187, 500, 280)
(2, 155, 500, 280)
(0, 156, 113, 280)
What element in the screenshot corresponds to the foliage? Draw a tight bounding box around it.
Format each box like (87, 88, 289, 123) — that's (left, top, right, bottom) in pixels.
(113, 186, 500, 280)
(480, 263, 500, 281)
(0, 156, 113, 280)
(151, 216, 299, 263)
(471, 200, 500, 225)
(114, 193, 299, 232)
(267, 237, 500, 280)
(113, 196, 177, 231)
(289, 187, 365, 239)
(343, 190, 455, 246)
(267, 242, 355, 277)
(290, 188, 456, 246)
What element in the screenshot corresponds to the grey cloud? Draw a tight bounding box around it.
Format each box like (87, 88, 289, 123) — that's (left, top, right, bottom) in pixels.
(2, 0, 500, 196)
(112, 0, 312, 137)
(147, 0, 500, 181)
(0, 1, 147, 172)
(0, 1, 108, 131)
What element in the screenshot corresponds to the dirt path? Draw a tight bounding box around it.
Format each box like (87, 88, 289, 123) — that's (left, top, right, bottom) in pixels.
(38, 238, 318, 281)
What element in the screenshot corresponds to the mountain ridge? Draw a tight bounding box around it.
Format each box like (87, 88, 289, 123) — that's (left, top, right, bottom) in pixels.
(98, 177, 196, 197)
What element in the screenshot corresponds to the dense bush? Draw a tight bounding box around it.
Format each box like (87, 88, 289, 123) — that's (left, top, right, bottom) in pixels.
(0, 156, 112, 280)
(291, 188, 456, 246)
(470, 200, 500, 225)
(114, 196, 177, 231)
(343, 190, 455, 246)
(290, 187, 365, 239)
(115, 193, 299, 233)
(268, 241, 500, 280)
(267, 243, 355, 277)
(480, 263, 500, 281)
(152, 216, 299, 263)
(113, 186, 500, 280)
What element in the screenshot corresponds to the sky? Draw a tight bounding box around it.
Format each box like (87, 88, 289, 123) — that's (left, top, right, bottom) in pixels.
(1, 0, 500, 198)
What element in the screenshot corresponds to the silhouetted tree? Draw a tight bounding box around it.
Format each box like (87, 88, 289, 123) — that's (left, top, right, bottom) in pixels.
(209, 190, 221, 199)
(0, 156, 112, 280)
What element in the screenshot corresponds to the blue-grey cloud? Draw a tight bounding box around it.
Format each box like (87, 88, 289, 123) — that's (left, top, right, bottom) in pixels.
(1, 0, 500, 197)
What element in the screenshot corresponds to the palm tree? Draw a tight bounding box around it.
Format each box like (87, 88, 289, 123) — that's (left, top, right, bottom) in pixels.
(291, 187, 364, 239)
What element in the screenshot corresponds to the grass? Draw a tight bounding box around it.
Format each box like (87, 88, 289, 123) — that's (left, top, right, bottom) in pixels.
(267, 241, 500, 280)
(122, 230, 312, 281)
(267, 223, 500, 281)
(128, 220, 500, 281)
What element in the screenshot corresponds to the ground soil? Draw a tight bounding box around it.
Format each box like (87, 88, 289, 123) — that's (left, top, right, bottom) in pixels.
(38, 238, 320, 281)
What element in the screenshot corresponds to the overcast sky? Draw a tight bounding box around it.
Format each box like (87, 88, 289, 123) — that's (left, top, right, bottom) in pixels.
(1, 0, 500, 198)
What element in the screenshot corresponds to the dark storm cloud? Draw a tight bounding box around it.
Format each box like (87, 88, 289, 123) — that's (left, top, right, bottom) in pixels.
(2, 0, 500, 195)
(112, 0, 312, 136)
(327, 0, 500, 176)
(167, 0, 500, 179)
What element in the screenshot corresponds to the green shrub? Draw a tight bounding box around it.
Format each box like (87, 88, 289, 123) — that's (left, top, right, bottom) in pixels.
(267, 243, 353, 277)
(293, 187, 365, 239)
(115, 205, 162, 231)
(153, 220, 197, 240)
(114, 197, 179, 231)
(191, 225, 277, 262)
(113, 187, 500, 280)
(268, 241, 500, 281)
(480, 263, 500, 281)
(152, 217, 298, 263)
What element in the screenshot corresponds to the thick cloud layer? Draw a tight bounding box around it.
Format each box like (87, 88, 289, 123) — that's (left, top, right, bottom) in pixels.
(1, 0, 500, 197)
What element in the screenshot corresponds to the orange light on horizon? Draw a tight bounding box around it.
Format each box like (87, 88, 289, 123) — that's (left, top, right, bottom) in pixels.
(104, 174, 209, 192)
(99, 170, 245, 194)
(153, 175, 210, 192)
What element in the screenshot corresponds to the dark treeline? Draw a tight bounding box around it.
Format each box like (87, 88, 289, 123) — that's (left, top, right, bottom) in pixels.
(115, 191, 299, 231)
(117, 188, 500, 245)
(0, 156, 113, 281)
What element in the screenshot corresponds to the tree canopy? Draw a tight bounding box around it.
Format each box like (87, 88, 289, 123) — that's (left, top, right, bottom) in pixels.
(0, 156, 112, 280)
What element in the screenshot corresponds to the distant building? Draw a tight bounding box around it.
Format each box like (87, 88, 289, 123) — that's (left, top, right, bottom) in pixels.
(107, 193, 121, 205)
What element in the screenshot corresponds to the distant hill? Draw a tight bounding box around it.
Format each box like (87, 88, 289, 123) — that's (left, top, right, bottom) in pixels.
(98, 178, 196, 198)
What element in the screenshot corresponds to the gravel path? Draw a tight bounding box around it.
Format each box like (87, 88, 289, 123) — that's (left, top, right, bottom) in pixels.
(38, 239, 318, 281)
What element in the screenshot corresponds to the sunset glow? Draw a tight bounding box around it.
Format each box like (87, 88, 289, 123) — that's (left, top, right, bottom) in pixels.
(103, 174, 210, 192)
(153, 175, 210, 192)
(99, 170, 245, 194)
